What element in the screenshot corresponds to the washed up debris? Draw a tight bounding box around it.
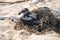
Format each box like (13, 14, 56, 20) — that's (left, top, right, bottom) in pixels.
(0, 16, 18, 21)
(14, 7, 60, 35)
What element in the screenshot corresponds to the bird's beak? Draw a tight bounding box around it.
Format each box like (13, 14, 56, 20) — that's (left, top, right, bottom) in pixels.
(18, 12, 21, 15)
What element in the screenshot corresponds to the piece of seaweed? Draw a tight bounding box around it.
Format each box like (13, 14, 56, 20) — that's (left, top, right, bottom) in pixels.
(14, 7, 60, 35)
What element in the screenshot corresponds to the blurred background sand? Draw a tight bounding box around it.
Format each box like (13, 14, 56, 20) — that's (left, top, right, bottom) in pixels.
(0, 0, 60, 40)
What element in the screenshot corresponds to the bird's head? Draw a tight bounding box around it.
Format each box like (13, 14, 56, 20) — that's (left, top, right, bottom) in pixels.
(18, 8, 31, 19)
(18, 8, 30, 15)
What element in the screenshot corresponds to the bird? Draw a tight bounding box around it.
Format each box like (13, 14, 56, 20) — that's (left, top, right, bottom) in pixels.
(18, 8, 39, 26)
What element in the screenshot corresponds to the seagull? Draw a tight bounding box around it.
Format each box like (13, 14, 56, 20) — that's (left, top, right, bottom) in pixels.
(18, 8, 39, 26)
(18, 8, 37, 20)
